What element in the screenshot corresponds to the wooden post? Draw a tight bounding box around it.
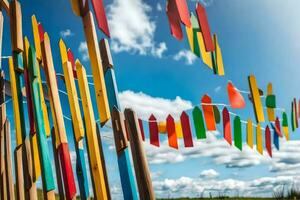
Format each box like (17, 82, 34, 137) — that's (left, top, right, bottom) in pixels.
(28, 46, 56, 200)
(77, 60, 109, 200)
(124, 108, 155, 200)
(0, 10, 3, 69)
(0, 117, 7, 200)
(41, 33, 76, 200)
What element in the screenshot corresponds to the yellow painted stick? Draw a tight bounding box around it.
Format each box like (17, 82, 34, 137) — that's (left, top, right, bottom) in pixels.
(248, 75, 265, 123)
(76, 60, 109, 200)
(197, 32, 213, 69)
(82, 11, 110, 125)
(266, 83, 275, 122)
(175, 122, 183, 138)
(31, 15, 42, 61)
(256, 123, 263, 155)
(213, 34, 225, 76)
(246, 118, 253, 148)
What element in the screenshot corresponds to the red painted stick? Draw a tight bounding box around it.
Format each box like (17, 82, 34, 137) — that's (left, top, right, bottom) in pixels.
(148, 114, 159, 147)
(222, 107, 232, 145)
(265, 125, 272, 157)
(180, 112, 193, 147)
(166, 115, 178, 149)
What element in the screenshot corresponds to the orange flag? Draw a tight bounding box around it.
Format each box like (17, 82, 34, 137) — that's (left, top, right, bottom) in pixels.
(166, 115, 178, 149)
(201, 94, 216, 131)
(227, 81, 246, 109)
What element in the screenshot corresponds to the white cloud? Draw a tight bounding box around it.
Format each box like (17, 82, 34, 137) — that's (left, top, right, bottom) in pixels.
(151, 42, 167, 58)
(107, 0, 167, 58)
(78, 42, 89, 61)
(173, 50, 197, 65)
(156, 3, 163, 11)
(154, 175, 298, 198)
(118, 90, 193, 121)
(60, 29, 74, 38)
(200, 169, 219, 179)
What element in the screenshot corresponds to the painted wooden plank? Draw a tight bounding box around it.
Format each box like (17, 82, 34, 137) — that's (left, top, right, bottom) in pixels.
(4, 121, 15, 200)
(14, 146, 25, 200)
(8, 57, 22, 146)
(31, 15, 42, 61)
(30, 134, 41, 182)
(282, 112, 289, 140)
(83, 11, 111, 125)
(28, 47, 56, 193)
(197, 32, 213, 69)
(138, 119, 145, 141)
(67, 49, 77, 78)
(222, 107, 232, 145)
(174, 0, 191, 27)
(124, 108, 155, 200)
(149, 114, 160, 147)
(100, 38, 114, 72)
(196, 2, 214, 52)
(246, 118, 253, 148)
(294, 98, 298, 128)
(291, 101, 295, 132)
(201, 94, 216, 131)
(266, 83, 275, 122)
(0, 120, 7, 200)
(227, 81, 245, 109)
(111, 107, 138, 200)
(70, 0, 81, 16)
(265, 125, 272, 157)
(186, 13, 200, 56)
(38, 23, 45, 42)
(213, 34, 225, 76)
(180, 111, 193, 147)
(76, 60, 109, 199)
(0, 11, 3, 69)
(248, 75, 265, 123)
(213, 105, 220, 124)
(10, 0, 23, 52)
(166, 0, 183, 40)
(105, 69, 121, 113)
(166, 115, 179, 149)
(272, 125, 280, 150)
(91, 0, 110, 37)
(76, 140, 90, 199)
(0, 0, 9, 13)
(256, 124, 263, 155)
(60, 41, 85, 141)
(233, 116, 242, 151)
(192, 106, 206, 139)
(274, 117, 283, 137)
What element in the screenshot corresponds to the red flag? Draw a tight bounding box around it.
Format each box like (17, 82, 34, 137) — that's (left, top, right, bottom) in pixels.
(201, 94, 216, 131)
(166, 0, 183, 40)
(222, 107, 232, 145)
(265, 125, 272, 157)
(166, 115, 178, 149)
(274, 117, 283, 137)
(227, 81, 246, 109)
(91, 0, 110, 37)
(180, 111, 193, 147)
(173, 0, 191, 27)
(138, 118, 145, 141)
(149, 114, 159, 147)
(195, 2, 215, 52)
(67, 49, 77, 78)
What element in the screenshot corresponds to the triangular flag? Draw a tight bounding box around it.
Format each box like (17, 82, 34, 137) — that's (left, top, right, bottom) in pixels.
(248, 75, 265, 123)
(282, 112, 289, 140)
(256, 123, 263, 155)
(148, 114, 159, 147)
(192, 106, 206, 139)
(201, 94, 216, 131)
(195, 2, 214, 52)
(166, 115, 179, 149)
(265, 125, 272, 157)
(266, 83, 276, 122)
(227, 81, 246, 109)
(222, 107, 232, 145)
(180, 112, 194, 147)
(234, 116, 242, 151)
(246, 118, 253, 148)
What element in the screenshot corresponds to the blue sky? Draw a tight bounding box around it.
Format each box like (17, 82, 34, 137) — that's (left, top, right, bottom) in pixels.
(2, 0, 300, 199)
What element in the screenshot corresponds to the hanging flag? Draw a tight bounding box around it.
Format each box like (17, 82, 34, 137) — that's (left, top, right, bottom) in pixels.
(213, 105, 220, 124)
(186, 13, 200, 56)
(234, 116, 242, 151)
(192, 106, 206, 139)
(91, 0, 110, 37)
(166, 115, 178, 149)
(291, 102, 295, 132)
(293, 98, 298, 128)
(213, 34, 225, 76)
(274, 117, 283, 137)
(158, 122, 167, 133)
(201, 94, 216, 131)
(180, 112, 193, 147)
(175, 122, 183, 138)
(282, 112, 289, 140)
(138, 119, 145, 141)
(265, 125, 272, 157)
(222, 107, 232, 145)
(227, 81, 246, 109)
(266, 83, 276, 122)
(272, 125, 280, 150)
(256, 124, 263, 155)
(246, 118, 253, 148)
(248, 75, 265, 123)
(195, 2, 214, 52)
(166, 0, 191, 40)
(148, 114, 159, 147)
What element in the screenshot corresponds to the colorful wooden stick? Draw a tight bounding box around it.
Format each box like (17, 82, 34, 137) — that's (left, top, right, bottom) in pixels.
(282, 112, 289, 140)
(266, 83, 275, 122)
(256, 124, 263, 155)
(233, 116, 242, 151)
(77, 60, 110, 199)
(166, 115, 179, 149)
(40, 33, 76, 199)
(248, 75, 265, 123)
(0, 11, 3, 69)
(265, 125, 272, 157)
(149, 114, 160, 147)
(124, 108, 156, 200)
(0, 116, 7, 200)
(246, 118, 253, 148)
(91, 0, 110, 37)
(192, 106, 206, 139)
(222, 107, 232, 145)
(201, 94, 216, 131)
(213, 34, 225, 76)
(180, 111, 193, 147)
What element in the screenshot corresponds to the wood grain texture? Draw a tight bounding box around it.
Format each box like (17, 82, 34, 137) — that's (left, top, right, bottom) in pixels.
(0, 11, 3, 69)
(77, 60, 109, 200)
(0, 120, 7, 200)
(82, 11, 111, 125)
(124, 108, 155, 200)
(9, 0, 23, 52)
(112, 108, 128, 153)
(100, 38, 113, 72)
(14, 146, 25, 200)
(0, 0, 9, 13)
